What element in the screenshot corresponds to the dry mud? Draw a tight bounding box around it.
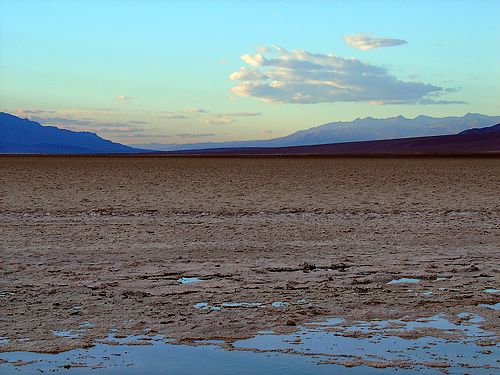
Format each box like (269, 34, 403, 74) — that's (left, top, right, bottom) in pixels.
(0, 156, 499, 354)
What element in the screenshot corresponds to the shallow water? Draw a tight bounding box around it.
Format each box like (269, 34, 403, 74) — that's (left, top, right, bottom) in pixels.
(1, 313, 498, 374)
(193, 301, 264, 310)
(79, 322, 95, 328)
(52, 330, 82, 339)
(483, 288, 499, 294)
(387, 278, 420, 285)
(221, 302, 263, 308)
(193, 300, 306, 311)
(0, 339, 392, 375)
(435, 277, 448, 281)
(234, 313, 498, 372)
(477, 302, 500, 311)
(178, 277, 203, 284)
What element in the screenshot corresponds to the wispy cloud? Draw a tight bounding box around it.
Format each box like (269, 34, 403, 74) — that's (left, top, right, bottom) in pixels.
(215, 112, 260, 117)
(186, 107, 208, 113)
(159, 109, 261, 125)
(343, 34, 407, 50)
(175, 133, 220, 138)
(161, 114, 192, 120)
(11, 109, 57, 116)
(229, 46, 462, 105)
(8, 108, 150, 137)
(204, 117, 234, 125)
(204, 111, 261, 125)
(116, 95, 133, 102)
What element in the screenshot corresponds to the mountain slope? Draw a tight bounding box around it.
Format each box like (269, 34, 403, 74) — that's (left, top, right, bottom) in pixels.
(168, 122, 500, 155)
(459, 123, 500, 135)
(0, 112, 147, 154)
(133, 113, 500, 151)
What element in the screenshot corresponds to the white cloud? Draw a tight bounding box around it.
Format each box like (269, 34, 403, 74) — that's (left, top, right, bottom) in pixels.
(343, 34, 407, 50)
(162, 114, 191, 120)
(175, 133, 219, 138)
(7, 108, 151, 137)
(160, 109, 261, 125)
(116, 95, 133, 102)
(215, 112, 260, 118)
(229, 46, 460, 105)
(204, 112, 261, 125)
(186, 107, 208, 113)
(204, 117, 234, 125)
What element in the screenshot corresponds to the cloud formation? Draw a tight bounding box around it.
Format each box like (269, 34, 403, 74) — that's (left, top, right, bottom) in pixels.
(229, 46, 460, 105)
(186, 107, 208, 113)
(10, 108, 149, 136)
(161, 114, 191, 120)
(343, 34, 407, 50)
(116, 95, 133, 102)
(205, 117, 233, 125)
(175, 133, 219, 138)
(204, 111, 261, 125)
(160, 108, 261, 125)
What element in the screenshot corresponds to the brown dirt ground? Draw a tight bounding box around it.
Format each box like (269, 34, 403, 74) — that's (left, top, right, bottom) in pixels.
(0, 156, 499, 354)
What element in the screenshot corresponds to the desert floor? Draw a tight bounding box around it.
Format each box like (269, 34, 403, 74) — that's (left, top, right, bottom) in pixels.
(0, 156, 499, 355)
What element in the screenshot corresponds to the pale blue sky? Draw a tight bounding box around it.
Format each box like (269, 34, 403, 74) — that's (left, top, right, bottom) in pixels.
(1, 0, 498, 144)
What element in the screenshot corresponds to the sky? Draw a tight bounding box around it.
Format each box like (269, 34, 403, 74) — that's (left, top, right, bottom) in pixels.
(0, 0, 499, 145)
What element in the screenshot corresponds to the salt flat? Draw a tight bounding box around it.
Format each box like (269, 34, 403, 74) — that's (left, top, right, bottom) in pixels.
(0, 156, 498, 371)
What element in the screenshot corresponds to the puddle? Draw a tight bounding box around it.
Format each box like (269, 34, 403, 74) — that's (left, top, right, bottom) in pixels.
(52, 330, 82, 339)
(193, 300, 306, 311)
(0, 291, 14, 297)
(79, 322, 95, 328)
(193, 302, 263, 310)
(0, 337, 9, 345)
(194, 339, 226, 346)
(435, 277, 448, 281)
(0, 336, 383, 375)
(477, 303, 500, 311)
(178, 277, 203, 284)
(271, 301, 289, 308)
(234, 313, 498, 372)
(193, 302, 210, 309)
(221, 302, 263, 308)
(1, 313, 498, 374)
(421, 291, 433, 296)
(483, 288, 499, 294)
(457, 313, 485, 323)
(387, 278, 420, 285)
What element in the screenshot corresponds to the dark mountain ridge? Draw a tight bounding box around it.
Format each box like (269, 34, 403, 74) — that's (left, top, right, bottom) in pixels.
(168, 123, 500, 156)
(133, 113, 500, 151)
(0, 112, 145, 154)
(2, 112, 499, 155)
(459, 123, 500, 135)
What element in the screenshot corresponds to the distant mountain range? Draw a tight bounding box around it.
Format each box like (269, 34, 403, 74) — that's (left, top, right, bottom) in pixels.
(169, 122, 500, 156)
(1, 112, 500, 155)
(0, 112, 146, 154)
(134, 113, 500, 151)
